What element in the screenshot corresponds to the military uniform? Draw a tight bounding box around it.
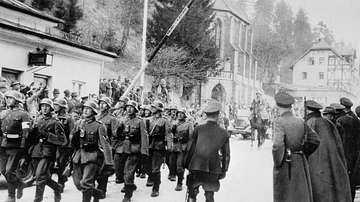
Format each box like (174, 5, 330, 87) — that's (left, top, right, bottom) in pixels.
(55, 112, 75, 187)
(112, 113, 149, 201)
(272, 93, 320, 202)
(182, 103, 230, 202)
(94, 111, 117, 199)
(147, 115, 173, 196)
(71, 116, 114, 202)
(0, 107, 30, 201)
(30, 113, 67, 202)
(170, 117, 193, 190)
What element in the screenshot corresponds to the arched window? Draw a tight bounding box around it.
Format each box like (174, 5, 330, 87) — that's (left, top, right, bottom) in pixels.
(215, 19, 222, 50)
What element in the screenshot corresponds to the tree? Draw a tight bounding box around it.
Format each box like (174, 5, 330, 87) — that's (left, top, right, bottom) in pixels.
(53, 0, 83, 33)
(147, 0, 218, 96)
(293, 8, 314, 56)
(313, 21, 335, 45)
(31, 0, 54, 11)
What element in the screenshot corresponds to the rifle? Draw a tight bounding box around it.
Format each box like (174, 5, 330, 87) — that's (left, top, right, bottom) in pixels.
(185, 174, 191, 202)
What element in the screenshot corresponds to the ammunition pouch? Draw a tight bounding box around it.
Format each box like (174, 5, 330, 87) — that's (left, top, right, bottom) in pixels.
(127, 133, 141, 144)
(80, 142, 99, 152)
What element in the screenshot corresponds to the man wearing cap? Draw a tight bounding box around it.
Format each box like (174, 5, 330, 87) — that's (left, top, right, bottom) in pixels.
(171, 108, 194, 191)
(53, 98, 75, 188)
(340, 97, 359, 121)
(306, 100, 351, 202)
(272, 92, 320, 202)
(182, 102, 230, 202)
(29, 98, 66, 202)
(0, 90, 31, 202)
(93, 97, 117, 202)
(70, 100, 114, 202)
(146, 100, 173, 197)
(112, 100, 149, 202)
(10, 81, 21, 91)
(334, 100, 360, 200)
(52, 89, 60, 102)
(71, 92, 80, 104)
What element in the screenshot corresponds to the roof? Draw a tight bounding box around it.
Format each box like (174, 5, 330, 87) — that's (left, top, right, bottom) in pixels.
(213, 0, 250, 25)
(289, 40, 343, 69)
(334, 46, 357, 58)
(0, 18, 118, 58)
(0, 0, 64, 23)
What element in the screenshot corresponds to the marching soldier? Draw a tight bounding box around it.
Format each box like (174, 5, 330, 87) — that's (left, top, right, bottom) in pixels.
(29, 98, 67, 202)
(112, 100, 149, 202)
(147, 100, 173, 197)
(70, 100, 115, 202)
(272, 92, 320, 202)
(113, 96, 129, 119)
(0, 91, 30, 202)
(171, 108, 194, 191)
(53, 98, 75, 188)
(182, 102, 230, 202)
(94, 96, 117, 202)
(167, 104, 178, 181)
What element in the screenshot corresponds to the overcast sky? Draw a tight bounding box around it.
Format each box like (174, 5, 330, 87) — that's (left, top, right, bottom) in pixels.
(245, 0, 360, 50)
(285, 0, 360, 49)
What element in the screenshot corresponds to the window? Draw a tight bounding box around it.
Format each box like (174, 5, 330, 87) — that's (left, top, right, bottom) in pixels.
(302, 72, 307, 80)
(329, 57, 335, 65)
(72, 80, 85, 97)
(215, 19, 222, 50)
(319, 72, 324, 80)
(308, 57, 315, 65)
(319, 57, 325, 65)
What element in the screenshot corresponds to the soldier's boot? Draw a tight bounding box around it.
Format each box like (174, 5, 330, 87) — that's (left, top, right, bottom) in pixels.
(175, 174, 183, 191)
(16, 181, 25, 199)
(146, 174, 154, 187)
(92, 187, 105, 202)
(46, 179, 64, 202)
(122, 184, 135, 202)
(82, 190, 93, 202)
(204, 191, 214, 202)
(5, 181, 16, 202)
(33, 184, 46, 202)
(151, 172, 161, 197)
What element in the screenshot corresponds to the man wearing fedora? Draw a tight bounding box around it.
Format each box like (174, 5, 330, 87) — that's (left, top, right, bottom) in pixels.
(10, 81, 21, 92)
(51, 88, 60, 102)
(183, 102, 230, 202)
(306, 100, 351, 202)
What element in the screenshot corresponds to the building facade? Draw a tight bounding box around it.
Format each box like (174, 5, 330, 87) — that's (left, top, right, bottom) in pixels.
(199, 0, 263, 109)
(0, 0, 117, 97)
(287, 39, 359, 105)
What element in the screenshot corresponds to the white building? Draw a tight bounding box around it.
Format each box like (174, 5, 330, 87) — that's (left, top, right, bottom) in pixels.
(0, 0, 117, 97)
(287, 39, 359, 105)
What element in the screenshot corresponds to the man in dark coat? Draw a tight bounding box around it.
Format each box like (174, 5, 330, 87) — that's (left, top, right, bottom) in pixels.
(183, 102, 230, 202)
(306, 100, 351, 202)
(272, 92, 320, 202)
(334, 100, 360, 201)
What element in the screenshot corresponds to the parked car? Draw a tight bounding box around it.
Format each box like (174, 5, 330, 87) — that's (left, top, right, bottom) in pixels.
(228, 116, 251, 139)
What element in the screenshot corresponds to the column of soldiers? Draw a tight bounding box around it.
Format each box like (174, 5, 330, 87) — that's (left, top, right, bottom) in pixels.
(1, 87, 232, 202)
(272, 92, 360, 202)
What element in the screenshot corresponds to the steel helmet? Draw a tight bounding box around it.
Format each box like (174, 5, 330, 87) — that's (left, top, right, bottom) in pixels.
(83, 100, 99, 115)
(144, 105, 152, 112)
(176, 108, 187, 118)
(40, 98, 54, 110)
(119, 96, 130, 104)
(53, 98, 68, 109)
(5, 90, 23, 103)
(125, 100, 139, 112)
(98, 96, 112, 108)
(151, 100, 164, 112)
(169, 104, 178, 111)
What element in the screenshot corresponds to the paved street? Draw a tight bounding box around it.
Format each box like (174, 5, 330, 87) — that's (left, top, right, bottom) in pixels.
(1, 136, 360, 202)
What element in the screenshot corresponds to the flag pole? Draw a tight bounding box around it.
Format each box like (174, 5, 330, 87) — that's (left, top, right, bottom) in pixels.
(140, 0, 149, 104)
(122, 0, 196, 98)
